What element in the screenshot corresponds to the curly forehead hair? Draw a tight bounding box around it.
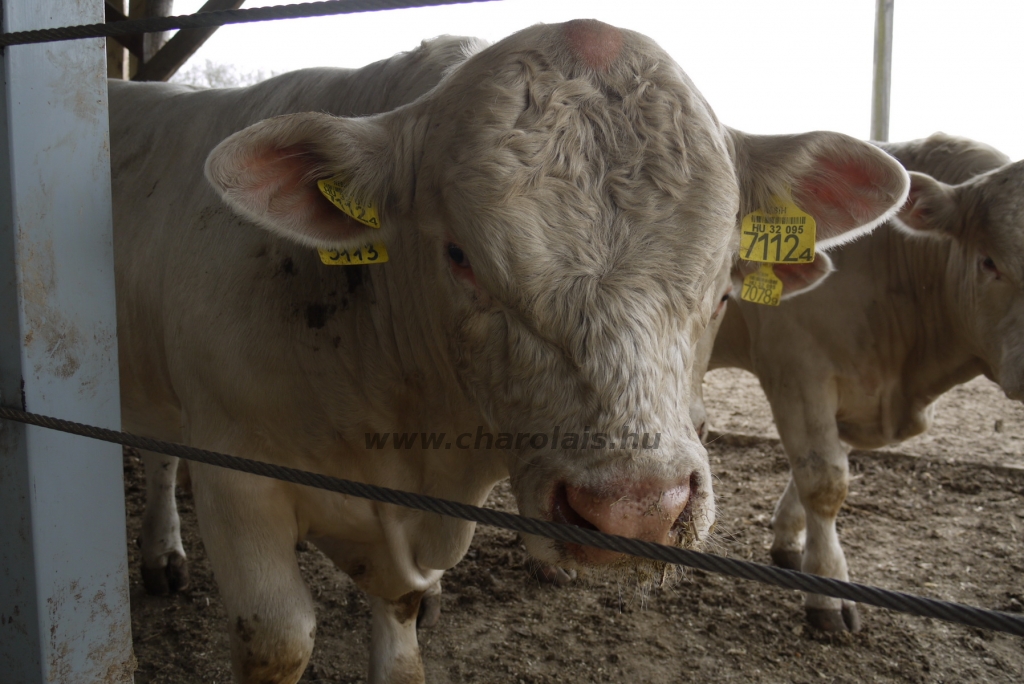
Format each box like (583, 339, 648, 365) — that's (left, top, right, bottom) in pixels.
(431, 31, 732, 313)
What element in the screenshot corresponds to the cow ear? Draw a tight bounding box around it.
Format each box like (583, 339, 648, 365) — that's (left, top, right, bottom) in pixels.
(205, 111, 409, 250)
(728, 129, 910, 249)
(731, 251, 835, 300)
(891, 171, 960, 238)
(772, 252, 834, 299)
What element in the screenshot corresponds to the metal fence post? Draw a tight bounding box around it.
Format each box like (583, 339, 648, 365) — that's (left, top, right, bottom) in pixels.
(0, 1, 134, 682)
(871, 0, 894, 142)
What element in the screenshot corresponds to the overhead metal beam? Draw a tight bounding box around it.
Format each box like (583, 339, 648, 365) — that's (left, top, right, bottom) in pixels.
(0, 1, 133, 682)
(871, 0, 894, 142)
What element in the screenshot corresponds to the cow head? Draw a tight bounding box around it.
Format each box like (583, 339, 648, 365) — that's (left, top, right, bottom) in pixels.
(205, 20, 908, 577)
(896, 159, 1024, 400)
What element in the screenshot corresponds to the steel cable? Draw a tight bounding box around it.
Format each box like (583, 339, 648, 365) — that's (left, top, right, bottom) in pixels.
(0, 0, 501, 48)
(1, 405, 1022, 637)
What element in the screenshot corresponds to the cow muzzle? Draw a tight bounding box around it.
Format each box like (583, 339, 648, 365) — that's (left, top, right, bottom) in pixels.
(549, 473, 700, 565)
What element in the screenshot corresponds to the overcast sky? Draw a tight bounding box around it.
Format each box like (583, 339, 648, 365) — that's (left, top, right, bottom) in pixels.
(173, 0, 1023, 160)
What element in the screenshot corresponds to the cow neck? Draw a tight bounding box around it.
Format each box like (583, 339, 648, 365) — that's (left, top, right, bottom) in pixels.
(878, 223, 990, 402)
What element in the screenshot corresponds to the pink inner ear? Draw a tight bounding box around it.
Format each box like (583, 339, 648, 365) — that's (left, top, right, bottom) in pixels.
(897, 184, 931, 231)
(794, 158, 890, 241)
(771, 260, 829, 294)
(246, 144, 370, 244)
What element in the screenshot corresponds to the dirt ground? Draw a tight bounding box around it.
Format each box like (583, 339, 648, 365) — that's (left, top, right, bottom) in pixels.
(703, 370, 1024, 469)
(126, 371, 1024, 683)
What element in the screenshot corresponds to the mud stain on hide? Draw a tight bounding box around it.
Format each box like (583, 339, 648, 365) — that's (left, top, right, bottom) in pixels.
(795, 450, 849, 518)
(235, 615, 257, 644)
(305, 304, 337, 330)
(345, 265, 366, 294)
(192, 205, 234, 232)
(234, 614, 310, 683)
(298, 257, 369, 331)
(394, 590, 424, 625)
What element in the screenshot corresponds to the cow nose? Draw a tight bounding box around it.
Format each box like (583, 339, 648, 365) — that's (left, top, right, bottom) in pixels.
(551, 475, 695, 565)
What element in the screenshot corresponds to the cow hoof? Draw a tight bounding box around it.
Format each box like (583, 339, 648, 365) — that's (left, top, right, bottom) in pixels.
(417, 590, 442, 629)
(769, 548, 803, 571)
(527, 558, 577, 585)
(141, 552, 190, 595)
(806, 603, 861, 633)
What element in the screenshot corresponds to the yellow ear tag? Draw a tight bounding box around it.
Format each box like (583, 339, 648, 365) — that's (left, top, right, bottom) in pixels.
(317, 244, 388, 265)
(741, 263, 783, 306)
(740, 198, 816, 263)
(317, 175, 381, 229)
(316, 175, 388, 265)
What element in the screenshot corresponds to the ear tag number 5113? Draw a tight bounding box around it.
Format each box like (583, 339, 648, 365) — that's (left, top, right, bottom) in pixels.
(316, 175, 388, 265)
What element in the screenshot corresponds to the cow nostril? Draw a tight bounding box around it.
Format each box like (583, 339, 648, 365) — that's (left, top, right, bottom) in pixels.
(550, 483, 598, 531)
(671, 472, 701, 543)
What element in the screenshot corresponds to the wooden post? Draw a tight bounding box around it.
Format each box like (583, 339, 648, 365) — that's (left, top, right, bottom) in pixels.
(128, 0, 174, 78)
(871, 0, 894, 142)
(133, 0, 246, 82)
(0, 1, 133, 681)
(107, 0, 129, 78)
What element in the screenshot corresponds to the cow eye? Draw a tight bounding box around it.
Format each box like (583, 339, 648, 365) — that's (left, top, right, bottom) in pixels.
(712, 288, 731, 319)
(447, 243, 470, 268)
(981, 256, 1000, 277)
(445, 242, 475, 284)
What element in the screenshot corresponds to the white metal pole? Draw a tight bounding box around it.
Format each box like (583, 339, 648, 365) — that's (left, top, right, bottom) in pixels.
(871, 0, 894, 141)
(0, 1, 134, 682)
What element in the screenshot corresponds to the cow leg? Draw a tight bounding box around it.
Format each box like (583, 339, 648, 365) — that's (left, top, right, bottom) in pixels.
(139, 451, 189, 594)
(772, 393, 860, 633)
(190, 463, 316, 684)
(416, 580, 442, 629)
(369, 593, 425, 684)
(769, 476, 806, 571)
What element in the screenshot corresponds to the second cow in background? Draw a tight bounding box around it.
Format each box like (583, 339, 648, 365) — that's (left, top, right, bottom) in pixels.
(704, 133, 1024, 632)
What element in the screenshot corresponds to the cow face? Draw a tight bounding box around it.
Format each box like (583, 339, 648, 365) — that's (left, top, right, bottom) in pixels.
(689, 261, 733, 443)
(205, 20, 909, 576)
(897, 161, 1024, 400)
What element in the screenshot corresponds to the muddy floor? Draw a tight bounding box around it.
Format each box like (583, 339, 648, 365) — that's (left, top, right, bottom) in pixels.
(126, 372, 1024, 683)
(703, 370, 1024, 468)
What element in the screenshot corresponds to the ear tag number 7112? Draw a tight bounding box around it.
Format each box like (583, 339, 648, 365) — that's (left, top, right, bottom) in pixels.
(739, 198, 816, 264)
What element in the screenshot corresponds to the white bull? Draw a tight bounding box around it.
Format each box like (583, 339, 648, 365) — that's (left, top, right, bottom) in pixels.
(703, 132, 1023, 632)
(111, 21, 909, 683)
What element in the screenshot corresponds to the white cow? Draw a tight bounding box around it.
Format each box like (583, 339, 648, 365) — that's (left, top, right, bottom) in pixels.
(704, 132, 1022, 632)
(111, 21, 909, 683)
